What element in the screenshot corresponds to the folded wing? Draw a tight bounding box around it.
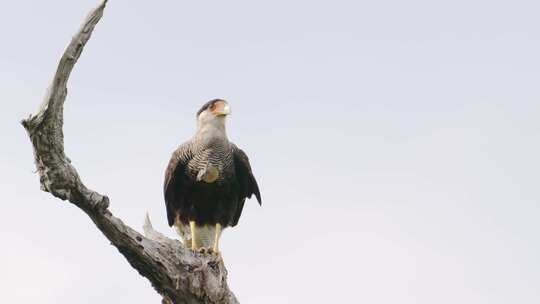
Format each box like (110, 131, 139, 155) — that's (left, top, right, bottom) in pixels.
(231, 145, 261, 226)
(163, 143, 193, 226)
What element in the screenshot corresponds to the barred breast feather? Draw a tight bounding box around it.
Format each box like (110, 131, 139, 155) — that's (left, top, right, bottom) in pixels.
(163, 138, 261, 228)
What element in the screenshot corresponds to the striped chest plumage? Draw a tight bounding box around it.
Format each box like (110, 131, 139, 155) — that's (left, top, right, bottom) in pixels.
(187, 141, 235, 183)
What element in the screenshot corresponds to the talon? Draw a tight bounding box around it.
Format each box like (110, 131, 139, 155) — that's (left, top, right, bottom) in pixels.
(197, 247, 215, 254)
(212, 251, 223, 262)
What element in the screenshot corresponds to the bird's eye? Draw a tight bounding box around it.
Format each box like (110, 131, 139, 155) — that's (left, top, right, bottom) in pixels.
(209, 103, 215, 111)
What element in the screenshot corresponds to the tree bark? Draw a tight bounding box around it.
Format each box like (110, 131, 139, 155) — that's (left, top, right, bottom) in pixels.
(21, 1, 238, 303)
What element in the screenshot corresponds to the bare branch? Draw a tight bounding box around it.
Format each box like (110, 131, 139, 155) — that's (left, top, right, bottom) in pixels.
(21, 1, 238, 303)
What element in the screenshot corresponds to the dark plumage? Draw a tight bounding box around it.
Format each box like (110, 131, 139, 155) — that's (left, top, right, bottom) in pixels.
(163, 99, 261, 251)
(164, 142, 261, 226)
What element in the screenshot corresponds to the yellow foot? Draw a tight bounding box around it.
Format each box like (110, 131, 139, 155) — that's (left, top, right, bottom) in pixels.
(209, 252, 223, 265)
(198, 247, 215, 254)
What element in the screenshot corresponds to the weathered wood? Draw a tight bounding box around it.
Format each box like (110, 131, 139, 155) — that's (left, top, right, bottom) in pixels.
(21, 1, 238, 303)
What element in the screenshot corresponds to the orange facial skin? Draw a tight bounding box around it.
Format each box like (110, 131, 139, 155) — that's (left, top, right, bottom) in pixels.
(210, 100, 230, 116)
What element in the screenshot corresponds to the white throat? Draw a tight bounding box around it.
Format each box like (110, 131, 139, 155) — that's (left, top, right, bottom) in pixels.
(196, 116, 228, 141)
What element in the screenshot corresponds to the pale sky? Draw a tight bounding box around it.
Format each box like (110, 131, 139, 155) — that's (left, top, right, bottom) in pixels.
(1, 0, 539, 303)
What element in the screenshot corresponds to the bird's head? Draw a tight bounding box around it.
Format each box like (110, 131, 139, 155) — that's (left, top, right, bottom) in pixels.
(196, 99, 231, 135)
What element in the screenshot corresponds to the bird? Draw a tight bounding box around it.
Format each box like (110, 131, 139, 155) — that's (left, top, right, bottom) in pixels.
(163, 99, 261, 253)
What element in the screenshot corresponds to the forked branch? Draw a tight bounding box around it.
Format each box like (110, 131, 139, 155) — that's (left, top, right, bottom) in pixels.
(21, 1, 238, 303)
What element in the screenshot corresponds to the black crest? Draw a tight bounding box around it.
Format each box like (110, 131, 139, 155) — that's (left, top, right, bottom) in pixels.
(196, 99, 224, 117)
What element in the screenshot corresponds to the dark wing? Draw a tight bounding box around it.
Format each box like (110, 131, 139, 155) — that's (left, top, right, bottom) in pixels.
(231, 144, 261, 226)
(163, 143, 193, 226)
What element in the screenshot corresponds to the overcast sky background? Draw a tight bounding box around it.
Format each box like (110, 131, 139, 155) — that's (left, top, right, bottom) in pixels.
(1, 0, 539, 303)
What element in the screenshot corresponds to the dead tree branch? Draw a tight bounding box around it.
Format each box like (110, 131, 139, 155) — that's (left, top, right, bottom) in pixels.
(21, 1, 238, 303)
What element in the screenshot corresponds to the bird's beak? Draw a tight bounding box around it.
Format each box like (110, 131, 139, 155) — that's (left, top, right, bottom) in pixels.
(215, 103, 231, 116)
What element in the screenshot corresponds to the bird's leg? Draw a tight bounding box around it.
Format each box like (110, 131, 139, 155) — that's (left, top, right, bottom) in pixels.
(213, 223, 222, 253)
(190, 221, 200, 250)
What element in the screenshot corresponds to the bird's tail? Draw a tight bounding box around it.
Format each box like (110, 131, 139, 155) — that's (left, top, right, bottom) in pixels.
(194, 225, 218, 249)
